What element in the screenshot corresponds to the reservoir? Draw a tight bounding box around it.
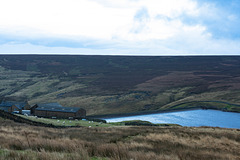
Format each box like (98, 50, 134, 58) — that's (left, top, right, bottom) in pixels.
(105, 109, 240, 129)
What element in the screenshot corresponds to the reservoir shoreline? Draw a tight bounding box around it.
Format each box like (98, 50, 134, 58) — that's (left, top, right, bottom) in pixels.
(103, 109, 240, 129)
(88, 100, 240, 119)
(88, 107, 236, 119)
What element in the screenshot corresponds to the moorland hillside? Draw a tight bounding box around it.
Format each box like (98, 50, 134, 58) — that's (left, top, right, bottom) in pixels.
(1, 55, 240, 115)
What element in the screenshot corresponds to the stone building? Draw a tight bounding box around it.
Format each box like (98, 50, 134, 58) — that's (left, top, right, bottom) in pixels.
(0, 101, 31, 113)
(31, 103, 86, 119)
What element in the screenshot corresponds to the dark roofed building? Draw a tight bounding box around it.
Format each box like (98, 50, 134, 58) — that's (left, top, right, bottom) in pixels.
(31, 103, 86, 119)
(0, 106, 11, 112)
(37, 103, 63, 107)
(0, 101, 31, 113)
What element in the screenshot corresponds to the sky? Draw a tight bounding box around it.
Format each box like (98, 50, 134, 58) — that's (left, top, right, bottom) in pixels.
(0, 0, 240, 55)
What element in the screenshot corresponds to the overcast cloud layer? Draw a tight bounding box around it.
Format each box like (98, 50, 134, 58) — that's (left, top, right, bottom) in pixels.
(0, 0, 240, 55)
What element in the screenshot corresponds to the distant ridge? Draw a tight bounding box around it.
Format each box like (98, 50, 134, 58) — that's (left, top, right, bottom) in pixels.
(0, 55, 240, 115)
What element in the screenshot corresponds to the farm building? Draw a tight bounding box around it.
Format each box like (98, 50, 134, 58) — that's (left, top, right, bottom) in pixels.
(31, 103, 86, 119)
(0, 101, 31, 113)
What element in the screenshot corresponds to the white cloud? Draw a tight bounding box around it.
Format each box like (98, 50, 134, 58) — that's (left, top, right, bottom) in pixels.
(0, 0, 199, 40)
(0, 0, 135, 40)
(139, 0, 198, 18)
(0, 0, 239, 55)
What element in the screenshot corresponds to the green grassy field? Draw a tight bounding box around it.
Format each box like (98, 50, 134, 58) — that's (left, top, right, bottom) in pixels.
(17, 115, 115, 127)
(17, 114, 180, 128)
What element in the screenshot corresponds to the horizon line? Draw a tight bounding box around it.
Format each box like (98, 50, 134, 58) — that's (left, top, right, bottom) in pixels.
(0, 53, 240, 56)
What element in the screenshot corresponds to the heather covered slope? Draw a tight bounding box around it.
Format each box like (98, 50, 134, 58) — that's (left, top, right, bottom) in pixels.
(1, 55, 240, 115)
(0, 117, 239, 160)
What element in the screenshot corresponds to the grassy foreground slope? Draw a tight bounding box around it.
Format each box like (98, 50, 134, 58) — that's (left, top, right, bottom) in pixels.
(0, 117, 239, 160)
(1, 55, 240, 115)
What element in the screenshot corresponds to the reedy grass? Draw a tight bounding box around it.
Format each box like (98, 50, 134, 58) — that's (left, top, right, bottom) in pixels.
(0, 118, 239, 160)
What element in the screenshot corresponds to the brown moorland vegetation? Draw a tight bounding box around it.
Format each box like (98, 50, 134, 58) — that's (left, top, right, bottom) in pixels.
(0, 118, 239, 160)
(1, 55, 240, 116)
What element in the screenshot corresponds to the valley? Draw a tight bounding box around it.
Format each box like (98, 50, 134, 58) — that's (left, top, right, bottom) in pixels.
(1, 55, 240, 116)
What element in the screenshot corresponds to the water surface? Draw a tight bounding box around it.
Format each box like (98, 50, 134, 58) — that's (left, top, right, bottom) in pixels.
(105, 110, 240, 129)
